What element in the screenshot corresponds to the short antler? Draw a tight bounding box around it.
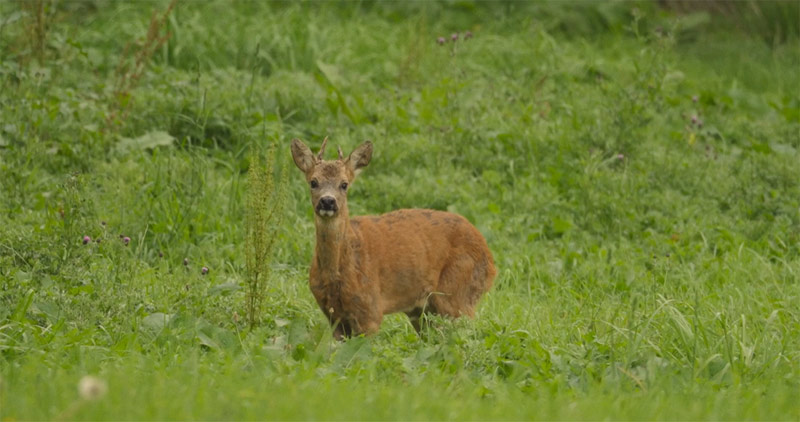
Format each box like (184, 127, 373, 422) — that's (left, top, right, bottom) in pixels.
(317, 136, 329, 161)
(337, 145, 344, 160)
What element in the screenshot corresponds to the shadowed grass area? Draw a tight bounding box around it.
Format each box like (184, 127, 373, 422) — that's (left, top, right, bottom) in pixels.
(1, 1, 799, 420)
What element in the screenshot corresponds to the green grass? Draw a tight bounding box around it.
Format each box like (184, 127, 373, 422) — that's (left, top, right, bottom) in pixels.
(1, 1, 799, 420)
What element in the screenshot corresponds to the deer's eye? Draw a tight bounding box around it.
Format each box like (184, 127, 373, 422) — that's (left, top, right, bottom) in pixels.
(340, 182, 348, 191)
(310, 180, 319, 189)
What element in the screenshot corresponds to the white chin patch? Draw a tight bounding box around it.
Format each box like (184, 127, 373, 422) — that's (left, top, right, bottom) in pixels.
(318, 210, 335, 217)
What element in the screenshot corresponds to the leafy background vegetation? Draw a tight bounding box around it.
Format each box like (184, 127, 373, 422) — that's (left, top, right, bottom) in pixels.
(1, 1, 798, 419)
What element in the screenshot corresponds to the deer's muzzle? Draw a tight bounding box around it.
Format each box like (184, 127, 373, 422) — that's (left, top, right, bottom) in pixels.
(317, 196, 338, 217)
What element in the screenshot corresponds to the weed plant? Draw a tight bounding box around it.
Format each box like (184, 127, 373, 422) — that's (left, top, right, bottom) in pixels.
(245, 143, 287, 329)
(0, 1, 798, 420)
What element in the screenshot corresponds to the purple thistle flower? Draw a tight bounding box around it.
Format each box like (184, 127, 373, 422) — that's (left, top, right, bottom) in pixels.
(616, 154, 625, 160)
(437, 37, 445, 45)
(82, 235, 91, 245)
(691, 114, 698, 125)
(123, 236, 130, 246)
(201, 266, 209, 275)
(450, 33, 458, 42)
(465, 31, 473, 39)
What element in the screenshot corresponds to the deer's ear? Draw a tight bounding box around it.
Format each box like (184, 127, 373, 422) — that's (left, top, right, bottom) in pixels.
(346, 141, 373, 176)
(291, 139, 315, 173)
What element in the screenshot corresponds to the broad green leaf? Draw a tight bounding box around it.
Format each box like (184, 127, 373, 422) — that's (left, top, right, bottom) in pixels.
(207, 282, 240, 297)
(116, 131, 175, 154)
(142, 312, 173, 331)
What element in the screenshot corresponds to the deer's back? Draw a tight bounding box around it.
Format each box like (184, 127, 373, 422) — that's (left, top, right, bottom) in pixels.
(351, 209, 487, 256)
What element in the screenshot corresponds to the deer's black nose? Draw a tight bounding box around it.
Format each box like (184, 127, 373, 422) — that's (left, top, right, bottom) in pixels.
(319, 196, 337, 211)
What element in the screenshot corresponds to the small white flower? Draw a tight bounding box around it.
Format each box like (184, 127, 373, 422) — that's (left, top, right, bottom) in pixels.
(78, 375, 108, 401)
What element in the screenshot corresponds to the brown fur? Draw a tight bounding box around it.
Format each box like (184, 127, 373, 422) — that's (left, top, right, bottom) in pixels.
(291, 139, 496, 338)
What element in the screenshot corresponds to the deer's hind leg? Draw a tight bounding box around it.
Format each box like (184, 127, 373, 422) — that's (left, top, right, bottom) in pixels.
(405, 307, 423, 333)
(430, 253, 488, 318)
(406, 304, 440, 333)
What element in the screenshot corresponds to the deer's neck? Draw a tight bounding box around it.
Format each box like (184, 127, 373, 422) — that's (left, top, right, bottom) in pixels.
(314, 212, 353, 283)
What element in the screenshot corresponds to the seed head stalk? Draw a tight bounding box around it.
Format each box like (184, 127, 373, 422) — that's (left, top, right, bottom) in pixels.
(245, 143, 286, 329)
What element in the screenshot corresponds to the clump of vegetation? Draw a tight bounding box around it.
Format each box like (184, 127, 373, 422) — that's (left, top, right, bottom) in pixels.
(245, 143, 287, 329)
(106, 0, 177, 129)
(20, 0, 48, 63)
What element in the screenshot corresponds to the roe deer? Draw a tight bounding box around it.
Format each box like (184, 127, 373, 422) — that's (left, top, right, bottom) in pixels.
(291, 138, 496, 338)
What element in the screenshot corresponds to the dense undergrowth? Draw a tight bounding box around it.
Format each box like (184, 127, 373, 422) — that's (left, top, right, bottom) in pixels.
(1, 1, 799, 419)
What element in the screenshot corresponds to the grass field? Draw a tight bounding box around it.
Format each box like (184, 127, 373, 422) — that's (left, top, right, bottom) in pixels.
(1, 1, 799, 420)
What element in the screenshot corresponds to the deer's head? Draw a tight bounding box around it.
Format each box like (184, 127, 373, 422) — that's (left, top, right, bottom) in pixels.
(291, 138, 373, 220)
